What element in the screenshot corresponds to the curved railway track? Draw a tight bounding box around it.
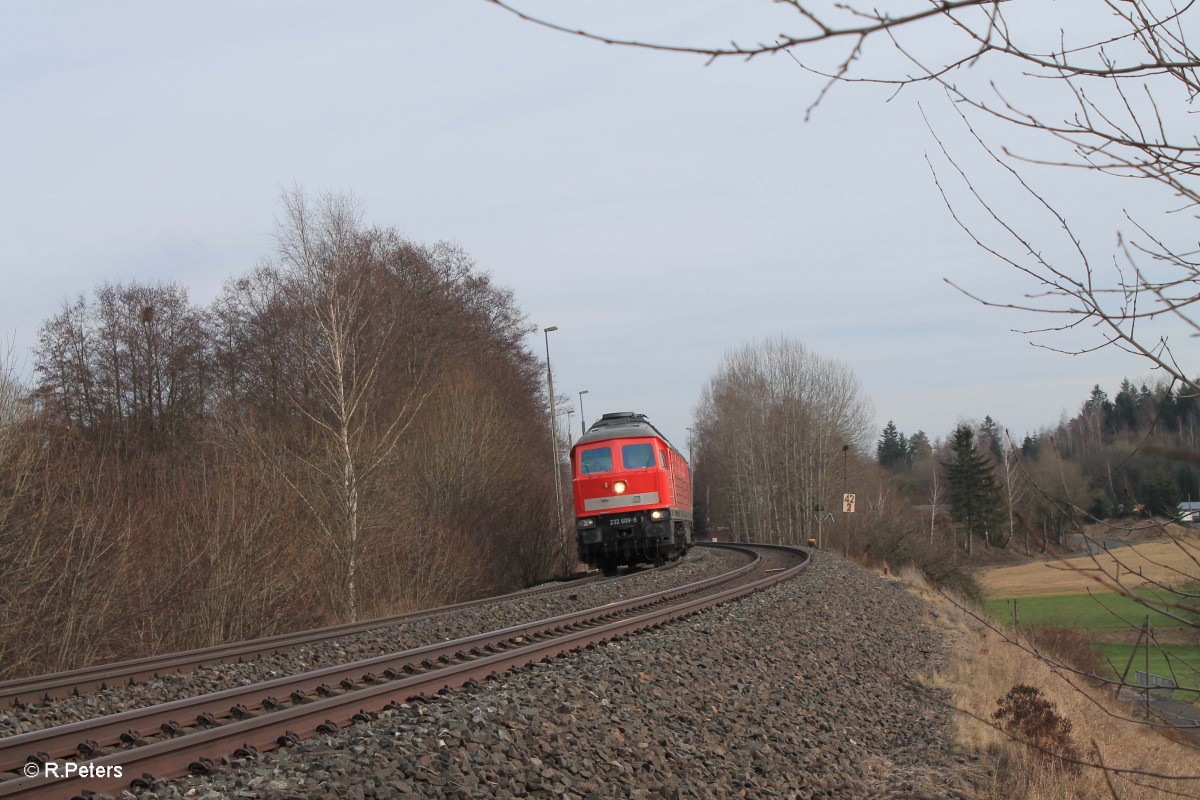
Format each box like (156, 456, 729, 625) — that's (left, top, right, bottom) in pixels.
(0, 543, 807, 800)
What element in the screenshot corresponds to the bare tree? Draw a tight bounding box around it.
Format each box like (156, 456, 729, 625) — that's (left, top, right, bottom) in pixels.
(928, 459, 943, 544)
(211, 265, 309, 423)
(693, 337, 873, 545)
(0, 429, 134, 677)
(33, 281, 210, 449)
(1000, 428, 1026, 551)
(269, 188, 425, 622)
(214, 195, 559, 618)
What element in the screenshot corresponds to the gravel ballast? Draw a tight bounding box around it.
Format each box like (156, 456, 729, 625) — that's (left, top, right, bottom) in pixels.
(110, 550, 978, 799)
(1, 550, 745, 738)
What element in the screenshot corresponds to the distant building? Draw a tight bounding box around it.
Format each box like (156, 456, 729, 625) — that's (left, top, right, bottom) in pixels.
(1178, 501, 1200, 527)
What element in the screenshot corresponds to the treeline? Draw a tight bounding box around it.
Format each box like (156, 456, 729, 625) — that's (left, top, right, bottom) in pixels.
(0, 191, 560, 679)
(877, 378, 1200, 553)
(691, 337, 979, 598)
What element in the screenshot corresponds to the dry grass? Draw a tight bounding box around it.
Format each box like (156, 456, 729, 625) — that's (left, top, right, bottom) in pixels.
(895, 564, 1199, 800)
(980, 534, 1200, 598)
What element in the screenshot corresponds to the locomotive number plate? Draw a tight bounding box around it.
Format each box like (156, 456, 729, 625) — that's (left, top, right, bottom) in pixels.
(611, 517, 636, 526)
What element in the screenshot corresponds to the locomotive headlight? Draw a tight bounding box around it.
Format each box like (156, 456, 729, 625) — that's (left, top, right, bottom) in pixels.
(576, 518, 595, 529)
(613, 480, 627, 494)
(650, 509, 668, 521)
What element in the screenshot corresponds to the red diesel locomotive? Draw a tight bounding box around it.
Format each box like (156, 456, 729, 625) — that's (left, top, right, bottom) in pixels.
(571, 412, 693, 574)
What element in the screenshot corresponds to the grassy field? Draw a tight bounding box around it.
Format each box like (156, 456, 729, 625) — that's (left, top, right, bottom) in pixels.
(979, 536, 1200, 597)
(981, 534, 1199, 712)
(1092, 642, 1200, 694)
(983, 590, 1190, 630)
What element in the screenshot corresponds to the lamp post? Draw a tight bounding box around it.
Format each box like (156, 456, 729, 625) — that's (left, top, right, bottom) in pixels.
(842, 444, 849, 557)
(578, 389, 589, 436)
(543, 326, 564, 569)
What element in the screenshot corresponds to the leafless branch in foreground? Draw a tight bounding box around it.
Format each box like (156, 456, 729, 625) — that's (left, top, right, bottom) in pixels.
(489, 0, 1200, 388)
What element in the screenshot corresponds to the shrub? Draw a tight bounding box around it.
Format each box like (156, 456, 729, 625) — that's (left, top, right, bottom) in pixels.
(1027, 627, 1105, 678)
(992, 684, 1080, 773)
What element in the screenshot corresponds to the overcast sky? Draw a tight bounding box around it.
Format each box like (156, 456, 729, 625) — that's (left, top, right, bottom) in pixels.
(3, 1, 1191, 454)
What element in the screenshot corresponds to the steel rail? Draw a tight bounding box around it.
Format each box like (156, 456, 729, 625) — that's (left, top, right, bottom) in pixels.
(0, 544, 807, 800)
(0, 565, 668, 707)
(0, 548, 760, 775)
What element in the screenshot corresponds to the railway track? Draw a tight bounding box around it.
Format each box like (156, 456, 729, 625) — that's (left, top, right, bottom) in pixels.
(0, 569, 633, 710)
(0, 543, 807, 800)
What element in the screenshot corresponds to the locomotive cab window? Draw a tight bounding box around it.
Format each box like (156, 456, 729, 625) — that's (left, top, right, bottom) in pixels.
(621, 443, 656, 469)
(579, 447, 613, 475)
(659, 449, 667, 468)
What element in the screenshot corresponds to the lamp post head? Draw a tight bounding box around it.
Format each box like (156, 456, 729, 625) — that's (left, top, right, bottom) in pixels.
(577, 390, 588, 437)
(544, 325, 558, 333)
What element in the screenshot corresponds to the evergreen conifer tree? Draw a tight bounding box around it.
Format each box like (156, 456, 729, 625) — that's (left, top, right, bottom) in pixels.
(979, 415, 1003, 462)
(943, 424, 1005, 552)
(1021, 433, 1041, 459)
(908, 431, 932, 462)
(1114, 379, 1139, 432)
(876, 421, 910, 470)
